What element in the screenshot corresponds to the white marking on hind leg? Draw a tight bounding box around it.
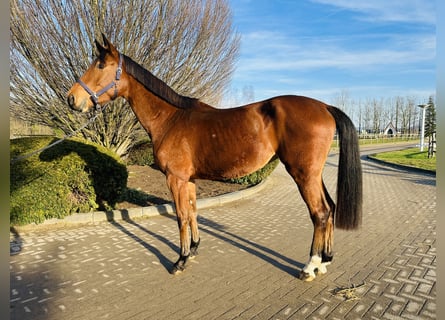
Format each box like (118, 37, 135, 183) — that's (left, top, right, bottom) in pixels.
(303, 255, 322, 279)
(317, 261, 331, 274)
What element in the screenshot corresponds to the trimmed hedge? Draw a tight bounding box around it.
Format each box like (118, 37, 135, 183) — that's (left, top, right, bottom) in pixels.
(10, 137, 127, 225)
(125, 139, 155, 166)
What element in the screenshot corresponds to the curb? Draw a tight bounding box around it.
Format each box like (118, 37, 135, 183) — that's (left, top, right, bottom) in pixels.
(15, 179, 269, 231)
(366, 154, 436, 175)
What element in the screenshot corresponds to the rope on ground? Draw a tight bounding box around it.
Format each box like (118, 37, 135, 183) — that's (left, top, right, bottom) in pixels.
(330, 282, 366, 301)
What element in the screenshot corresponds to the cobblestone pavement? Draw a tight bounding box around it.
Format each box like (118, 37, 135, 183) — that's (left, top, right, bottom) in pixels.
(10, 143, 436, 319)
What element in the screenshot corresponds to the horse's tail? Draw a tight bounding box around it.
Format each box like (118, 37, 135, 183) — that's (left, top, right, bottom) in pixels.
(327, 105, 363, 230)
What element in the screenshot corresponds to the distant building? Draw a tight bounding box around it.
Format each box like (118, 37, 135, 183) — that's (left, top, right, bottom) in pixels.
(383, 122, 397, 135)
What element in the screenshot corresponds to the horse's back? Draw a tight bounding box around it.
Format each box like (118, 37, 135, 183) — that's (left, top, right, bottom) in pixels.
(256, 95, 336, 140)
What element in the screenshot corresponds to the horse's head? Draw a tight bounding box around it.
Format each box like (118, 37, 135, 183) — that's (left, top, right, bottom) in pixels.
(67, 34, 125, 112)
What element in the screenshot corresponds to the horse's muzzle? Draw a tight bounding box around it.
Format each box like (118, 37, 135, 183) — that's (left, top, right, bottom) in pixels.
(67, 94, 88, 112)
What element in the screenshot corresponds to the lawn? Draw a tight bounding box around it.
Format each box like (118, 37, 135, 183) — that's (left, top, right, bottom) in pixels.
(370, 147, 436, 172)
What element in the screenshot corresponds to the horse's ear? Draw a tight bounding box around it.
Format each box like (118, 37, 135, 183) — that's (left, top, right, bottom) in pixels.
(100, 33, 118, 56)
(95, 38, 106, 54)
(101, 33, 110, 48)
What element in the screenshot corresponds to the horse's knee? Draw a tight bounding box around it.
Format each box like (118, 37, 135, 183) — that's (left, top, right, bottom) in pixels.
(177, 216, 188, 229)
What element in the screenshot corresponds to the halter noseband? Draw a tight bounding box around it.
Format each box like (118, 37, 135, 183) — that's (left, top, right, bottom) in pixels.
(77, 53, 123, 109)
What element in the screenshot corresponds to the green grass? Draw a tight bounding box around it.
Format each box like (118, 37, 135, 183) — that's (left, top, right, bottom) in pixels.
(370, 148, 436, 172)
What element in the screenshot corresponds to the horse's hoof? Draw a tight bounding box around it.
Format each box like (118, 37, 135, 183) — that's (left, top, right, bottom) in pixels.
(299, 271, 316, 282)
(171, 268, 183, 275)
(171, 254, 189, 274)
(316, 264, 328, 275)
(189, 248, 198, 259)
(171, 264, 185, 275)
(190, 238, 200, 258)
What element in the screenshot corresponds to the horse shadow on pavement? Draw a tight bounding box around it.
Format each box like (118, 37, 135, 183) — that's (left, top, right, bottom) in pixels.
(196, 215, 305, 277)
(107, 210, 305, 277)
(106, 209, 178, 273)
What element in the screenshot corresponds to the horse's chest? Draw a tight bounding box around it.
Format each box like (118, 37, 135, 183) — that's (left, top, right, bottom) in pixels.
(154, 138, 194, 174)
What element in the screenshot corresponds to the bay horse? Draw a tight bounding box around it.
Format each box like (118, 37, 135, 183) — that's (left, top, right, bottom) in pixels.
(67, 35, 362, 281)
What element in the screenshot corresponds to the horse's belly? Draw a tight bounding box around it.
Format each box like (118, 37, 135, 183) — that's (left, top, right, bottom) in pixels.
(195, 149, 275, 180)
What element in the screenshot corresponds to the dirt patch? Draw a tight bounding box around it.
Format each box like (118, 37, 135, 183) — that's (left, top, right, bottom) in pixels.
(115, 165, 249, 209)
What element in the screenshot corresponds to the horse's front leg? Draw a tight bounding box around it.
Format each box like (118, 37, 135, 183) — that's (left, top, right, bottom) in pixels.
(188, 181, 201, 258)
(167, 174, 194, 274)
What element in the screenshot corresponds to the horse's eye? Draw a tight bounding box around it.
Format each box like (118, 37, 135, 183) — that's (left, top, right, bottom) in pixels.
(97, 62, 105, 69)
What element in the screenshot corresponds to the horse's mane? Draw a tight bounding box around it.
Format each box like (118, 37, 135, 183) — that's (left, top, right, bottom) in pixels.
(123, 54, 198, 109)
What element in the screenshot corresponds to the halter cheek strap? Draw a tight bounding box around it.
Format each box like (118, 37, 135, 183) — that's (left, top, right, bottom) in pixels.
(77, 53, 123, 107)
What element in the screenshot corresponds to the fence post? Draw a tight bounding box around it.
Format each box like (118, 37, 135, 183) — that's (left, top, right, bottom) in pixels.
(428, 132, 436, 158)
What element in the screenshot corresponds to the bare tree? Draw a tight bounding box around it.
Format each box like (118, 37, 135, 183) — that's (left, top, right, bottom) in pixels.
(394, 96, 405, 133)
(329, 90, 433, 137)
(356, 99, 363, 133)
(382, 97, 394, 129)
(371, 98, 384, 133)
(397, 97, 409, 134)
(10, 0, 240, 156)
(332, 89, 352, 120)
(407, 97, 419, 134)
(398, 96, 419, 134)
(362, 99, 373, 133)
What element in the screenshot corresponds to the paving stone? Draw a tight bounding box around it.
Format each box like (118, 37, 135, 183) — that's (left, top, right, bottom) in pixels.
(10, 143, 436, 319)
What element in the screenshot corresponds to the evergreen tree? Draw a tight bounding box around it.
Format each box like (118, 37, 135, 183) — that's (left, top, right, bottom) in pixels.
(425, 96, 436, 138)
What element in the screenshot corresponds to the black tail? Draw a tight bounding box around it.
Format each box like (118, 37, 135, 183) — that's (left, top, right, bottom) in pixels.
(327, 106, 363, 230)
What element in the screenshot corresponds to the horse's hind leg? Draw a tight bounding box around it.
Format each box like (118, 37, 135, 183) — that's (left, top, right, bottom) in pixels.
(320, 182, 335, 272)
(293, 174, 335, 281)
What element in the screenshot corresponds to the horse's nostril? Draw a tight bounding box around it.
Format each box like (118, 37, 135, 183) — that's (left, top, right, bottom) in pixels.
(67, 95, 75, 108)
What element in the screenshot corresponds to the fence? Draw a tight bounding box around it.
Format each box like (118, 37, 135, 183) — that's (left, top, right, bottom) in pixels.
(333, 133, 421, 148)
(10, 118, 55, 139)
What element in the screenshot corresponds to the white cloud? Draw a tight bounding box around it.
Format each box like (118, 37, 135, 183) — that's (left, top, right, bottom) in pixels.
(310, 0, 435, 24)
(236, 32, 435, 75)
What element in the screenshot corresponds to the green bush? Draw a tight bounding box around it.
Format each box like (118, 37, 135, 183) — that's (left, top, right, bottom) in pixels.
(10, 137, 128, 225)
(225, 158, 280, 185)
(125, 139, 155, 166)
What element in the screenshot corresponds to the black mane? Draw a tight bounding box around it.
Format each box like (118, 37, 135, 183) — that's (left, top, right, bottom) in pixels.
(123, 54, 198, 109)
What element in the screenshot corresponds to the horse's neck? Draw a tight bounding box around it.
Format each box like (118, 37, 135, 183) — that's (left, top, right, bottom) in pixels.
(125, 77, 179, 143)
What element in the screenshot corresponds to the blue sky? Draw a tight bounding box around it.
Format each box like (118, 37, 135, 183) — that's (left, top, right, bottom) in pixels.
(222, 0, 436, 106)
